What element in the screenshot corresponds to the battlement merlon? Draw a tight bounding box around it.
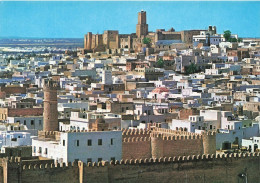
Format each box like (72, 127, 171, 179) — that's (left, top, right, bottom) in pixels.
(43, 80, 59, 91)
(38, 130, 61, 141)
(6, 153, 259, 170)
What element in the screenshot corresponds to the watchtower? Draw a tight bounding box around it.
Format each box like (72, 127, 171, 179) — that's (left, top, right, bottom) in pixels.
(43, 80, 59, 131)
(136, 10, 148, 38)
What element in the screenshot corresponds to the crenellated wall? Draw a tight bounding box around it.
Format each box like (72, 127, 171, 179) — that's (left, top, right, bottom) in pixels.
(2, 153, 260, 183)
(122, 129, 151, 138)
(150, 133, 204, 158)
(122, 137, 151, 159)
(122, 128, 216, 159)
(2, 157, 79, 183)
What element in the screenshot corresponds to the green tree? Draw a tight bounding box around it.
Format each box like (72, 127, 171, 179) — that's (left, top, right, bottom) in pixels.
(142, 37, 151, 45)
(224, 30, 231, 42)
(238, 38, 243, 42)
(185, 63, 198, 74)
(230, 38, 237, 42)
(157, 58, 164, 68)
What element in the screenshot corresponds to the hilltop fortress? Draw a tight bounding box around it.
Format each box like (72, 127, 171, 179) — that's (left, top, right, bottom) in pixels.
(83, 11, 216, 54)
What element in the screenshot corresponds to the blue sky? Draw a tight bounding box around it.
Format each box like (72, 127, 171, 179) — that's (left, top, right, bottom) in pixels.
(0, 1, 260, 38)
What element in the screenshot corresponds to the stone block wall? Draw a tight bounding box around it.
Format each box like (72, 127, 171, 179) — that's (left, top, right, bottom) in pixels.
(82, 153, 260, 183)
(2, 153, 260, 183)
(122, 137, 151, 159)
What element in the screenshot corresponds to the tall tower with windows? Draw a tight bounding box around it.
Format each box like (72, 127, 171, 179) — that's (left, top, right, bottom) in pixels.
(136, 10, 148, 38)
(43, 80, 59, 131)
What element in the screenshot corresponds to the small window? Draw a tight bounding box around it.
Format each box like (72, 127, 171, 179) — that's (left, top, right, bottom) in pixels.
(31, 120, 34, 125)
(98, 158, 102, 162)
(111, 138, 113, 145)
(76, 140, 79, 146)
(63, 140, 65, 146)
(88, 139, 92, 146)
(24, 120, 26, 125)
(98, 139, 102, 146)
(45, 148, 48, 155)
(39, 120, 42, 125)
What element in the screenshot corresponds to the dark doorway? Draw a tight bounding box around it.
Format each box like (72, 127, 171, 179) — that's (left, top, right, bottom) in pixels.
(254, 144, 258, 152)
(222, 142, 231, 150)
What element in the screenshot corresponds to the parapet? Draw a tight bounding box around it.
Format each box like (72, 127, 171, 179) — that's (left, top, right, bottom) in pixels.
(123, 137, 151, 142)
(122, 129, 151, 137)
(150, 132, 202, 140)
(152, 127, 196, 136)
(5, 153, 260, 170)
(43, 80, 59, 91)
(2, 156, 21, 163)
(85, 152, 260, 167)
(22, 160, 79, 170)
(38, 131, 60, 141)
(202, 131, 216, 136)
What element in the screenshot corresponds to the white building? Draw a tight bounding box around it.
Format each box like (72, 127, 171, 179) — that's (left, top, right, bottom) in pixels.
(32, 130, 122, 163)
(242, 136, 260, 152)
(0, 131, 31, 149)
(7, 116, 43, 131)
(171, 115, 219, 132)
(193, 31, 238, 46)
(102, 70, 112, 85)
(216, 122, 260, 150)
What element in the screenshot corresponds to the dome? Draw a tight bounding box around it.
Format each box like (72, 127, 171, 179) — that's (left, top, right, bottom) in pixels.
(95, 118, 105, 124)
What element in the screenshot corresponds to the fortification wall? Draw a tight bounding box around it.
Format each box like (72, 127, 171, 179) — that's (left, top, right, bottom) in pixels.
(122, 137, 151, 159)
(2, 153, 260, 183)
(162, 135, 203, 157)
(0, 166, 2, 183)
(2, 157, 79, 183)
(122, 128, 216, 159)
(152, 127, 196, 136)
(122, 129, 151, 138)
(21, 162, 79, 183)
(82, 153, 260, 183)
(150, 133, 204, 158)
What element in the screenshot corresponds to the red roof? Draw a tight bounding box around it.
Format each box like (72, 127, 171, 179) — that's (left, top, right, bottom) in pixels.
(152, 87, 169, 94)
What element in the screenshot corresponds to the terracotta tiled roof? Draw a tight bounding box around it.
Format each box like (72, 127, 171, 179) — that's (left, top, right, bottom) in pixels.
(152, 87, 169, 93)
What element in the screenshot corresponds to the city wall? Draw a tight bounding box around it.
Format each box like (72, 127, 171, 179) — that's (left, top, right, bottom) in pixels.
(2, 153, 260, 183)
(122, 128, 216, 159)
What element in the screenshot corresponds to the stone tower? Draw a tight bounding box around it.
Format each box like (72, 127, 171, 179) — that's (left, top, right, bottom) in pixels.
(202, 132, 216, 155)
(43, 80, 59, 131)
(151, 134, 164, 159)
(136, 10, 148, 38)
(84, 32, 92, 50)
